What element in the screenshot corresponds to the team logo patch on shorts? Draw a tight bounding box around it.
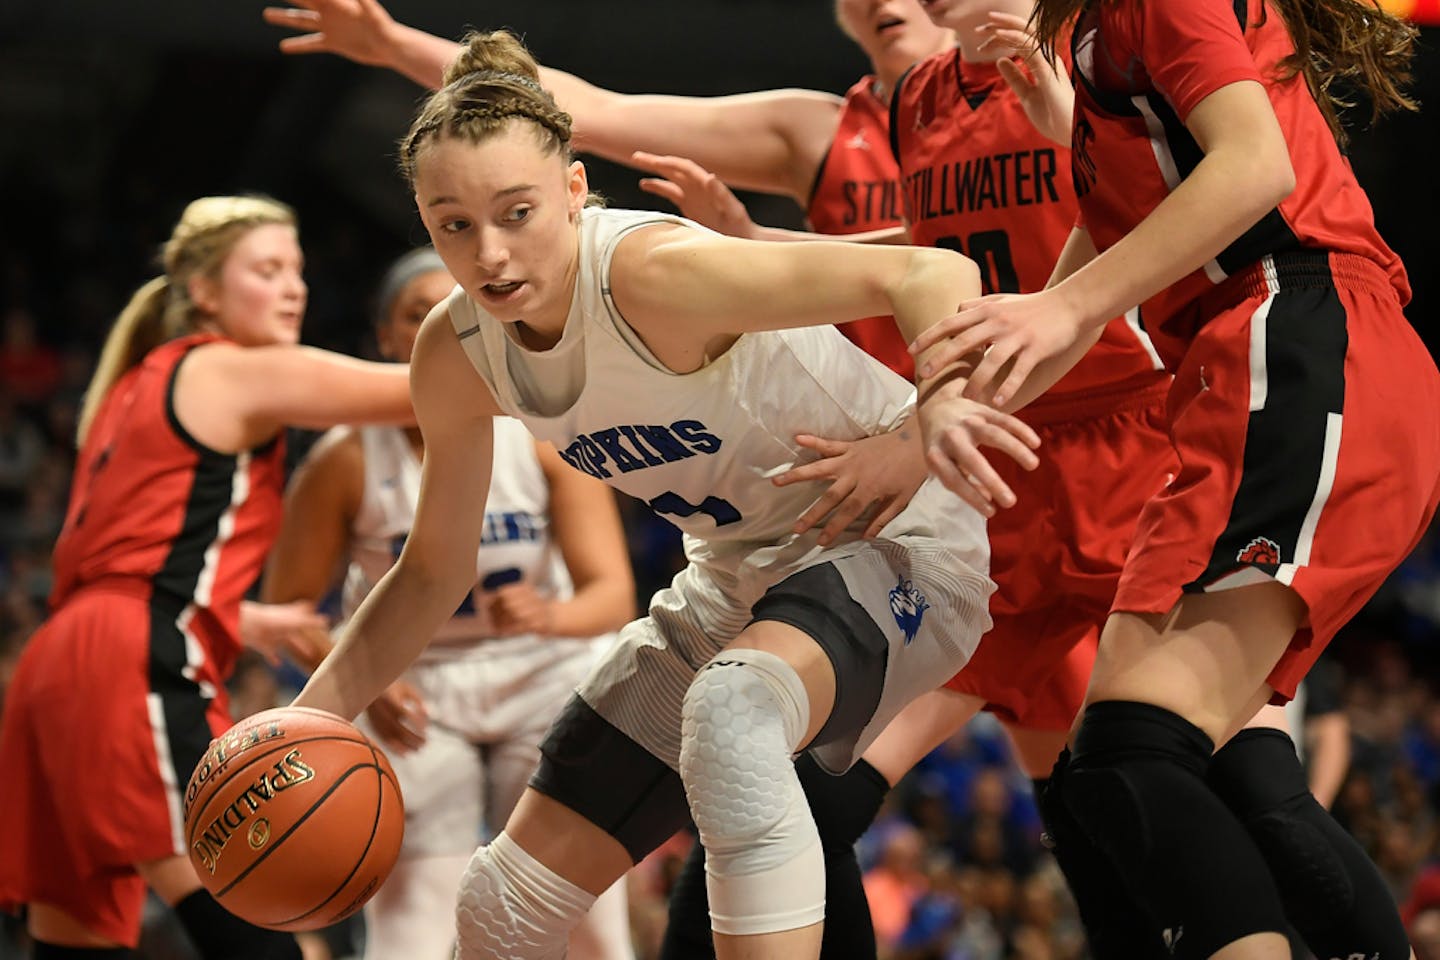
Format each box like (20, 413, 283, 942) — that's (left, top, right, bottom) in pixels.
(889, 576, 930, 644)
(1236, 536, 1282, 565)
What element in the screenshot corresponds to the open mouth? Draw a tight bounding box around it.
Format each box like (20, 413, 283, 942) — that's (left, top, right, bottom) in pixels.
(479, 280, 527, 304)
(877, 16, 905, 34)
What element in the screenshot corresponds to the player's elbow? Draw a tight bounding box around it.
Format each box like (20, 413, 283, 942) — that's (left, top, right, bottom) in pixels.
(899, 247, 981, 303)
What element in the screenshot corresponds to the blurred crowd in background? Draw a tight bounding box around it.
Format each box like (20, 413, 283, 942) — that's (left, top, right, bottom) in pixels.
(3, 10, 1440, 958)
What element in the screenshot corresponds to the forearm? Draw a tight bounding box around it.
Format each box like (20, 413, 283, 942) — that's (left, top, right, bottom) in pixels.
(746, 224, 909, 244)
(1051, 147, 1292, 332)
(383, 22, 460, 89)
(889, 249, 983, 399)
(295, 563, 470, 719)
(548, 580, 634, 638)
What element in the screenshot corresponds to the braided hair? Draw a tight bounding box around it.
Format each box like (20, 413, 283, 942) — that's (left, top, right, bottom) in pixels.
(399, 30, 574, 183)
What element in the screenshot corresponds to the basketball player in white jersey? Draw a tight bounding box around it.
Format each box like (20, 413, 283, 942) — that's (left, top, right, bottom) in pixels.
(292, 31, 1085, 960)
(262, 249, 637, 960)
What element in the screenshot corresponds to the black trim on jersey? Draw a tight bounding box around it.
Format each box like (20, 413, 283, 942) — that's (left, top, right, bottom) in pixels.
(152, 442, 240, 604)
(955, 52, 993, 112)
(1071, 5, 1304, 273)
(164, 345, 281, 460)
(1186, 256, 1348, 589)
(806, 143, 835, 213)
(888, 64, 917, 164)
(148, 592, 216, 821)
(1071, 16, 1144, 119)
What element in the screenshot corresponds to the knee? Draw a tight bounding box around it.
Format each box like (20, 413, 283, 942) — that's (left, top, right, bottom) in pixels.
(455, 834, 595, 960)
(679, 650, 809, 849)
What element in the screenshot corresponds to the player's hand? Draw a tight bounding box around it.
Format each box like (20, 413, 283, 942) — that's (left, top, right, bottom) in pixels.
(239, 600, 331, 668)
(488, 582, 555, 636)
(364, 679, 428, 754)
(262, 0, 400, 67)
(632, 151, 762, 240)
(775, 425, 927, 545)
(977, 12, 1074, 147)
(916, 386, 1040, 514)
(913, 289, 1087, 408)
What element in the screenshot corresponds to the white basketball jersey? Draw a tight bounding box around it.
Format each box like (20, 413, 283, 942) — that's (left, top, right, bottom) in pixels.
(343, 419, 573, 655)
(447, 207, 986, 596)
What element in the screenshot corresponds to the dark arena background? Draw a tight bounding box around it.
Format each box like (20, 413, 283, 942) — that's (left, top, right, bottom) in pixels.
(2, 2, 1440, 958)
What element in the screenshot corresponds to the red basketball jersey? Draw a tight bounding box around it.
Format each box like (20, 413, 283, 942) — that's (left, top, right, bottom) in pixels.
(51, 333, 286, 658)
(891, 49, 1163, 395)
(1069, 0, 1409, 353)
(807, 76, 912, 378)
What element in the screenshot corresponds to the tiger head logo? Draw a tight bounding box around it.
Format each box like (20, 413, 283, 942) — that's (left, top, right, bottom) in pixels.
(1236, 536, 1281, 566)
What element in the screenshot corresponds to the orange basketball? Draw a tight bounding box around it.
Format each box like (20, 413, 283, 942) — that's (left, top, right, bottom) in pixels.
(183, 706, 405, 931)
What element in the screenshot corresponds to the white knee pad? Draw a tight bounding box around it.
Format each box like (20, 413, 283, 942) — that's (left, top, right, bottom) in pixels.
(454, 832, 596, 960)
(679, 649, 825, 936)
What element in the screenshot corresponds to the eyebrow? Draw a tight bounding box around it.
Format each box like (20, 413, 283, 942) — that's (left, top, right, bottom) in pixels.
(426, 184, 539, 207)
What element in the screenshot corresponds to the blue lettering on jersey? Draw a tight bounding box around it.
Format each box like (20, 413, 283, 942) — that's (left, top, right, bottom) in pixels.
(558, 419, 722, 479)
(388, 511, 542, 557)
(889, 576, 930, 645)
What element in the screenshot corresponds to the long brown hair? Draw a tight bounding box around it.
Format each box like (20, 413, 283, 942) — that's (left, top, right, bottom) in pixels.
(77, 196, 296, 445)
(398, 30, 574, 185)
(1033, 0, 1417, 144)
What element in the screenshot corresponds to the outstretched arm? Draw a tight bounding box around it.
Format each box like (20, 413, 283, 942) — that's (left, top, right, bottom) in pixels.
(633, 152, 908, 244)
(263, 0, 841, 201)
(912, 80, 1293, 408)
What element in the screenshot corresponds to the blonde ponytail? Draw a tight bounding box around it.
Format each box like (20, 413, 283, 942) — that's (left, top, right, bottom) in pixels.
(77, 276, 176, 445)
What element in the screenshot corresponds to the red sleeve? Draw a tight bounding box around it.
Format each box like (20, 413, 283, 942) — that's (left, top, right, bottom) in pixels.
(1121, 0, 1264, 121)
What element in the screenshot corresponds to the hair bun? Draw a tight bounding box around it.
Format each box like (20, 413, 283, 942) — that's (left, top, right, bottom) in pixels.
(443, 30, 542, 88)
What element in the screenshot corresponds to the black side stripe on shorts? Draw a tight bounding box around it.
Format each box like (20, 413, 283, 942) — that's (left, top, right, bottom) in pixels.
(1187, 259, 1349, 591)
(148, 599, 217, 851)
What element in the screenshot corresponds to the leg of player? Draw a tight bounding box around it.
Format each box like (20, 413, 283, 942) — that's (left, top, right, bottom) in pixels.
(138, 856, 302, 960)
(487, 725, 637, 960)
(1208, 704, 1411, 960)
(680, 622, 839, 960)
(1059, 584, 1304, 960)
(660, 687, 988, 960)
(455, 789, 636, 960)
(361, 854, 471, 960)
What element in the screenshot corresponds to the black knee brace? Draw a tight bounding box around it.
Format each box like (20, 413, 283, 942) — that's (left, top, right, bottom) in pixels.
(658, 833, 715, 960)
(173, 891, 302, 960)
(1208, 728, 1411, 960)
(1064, 701, 1288, 959)
(1035, 758, 1168, 960)
(31, 944, 134, 959)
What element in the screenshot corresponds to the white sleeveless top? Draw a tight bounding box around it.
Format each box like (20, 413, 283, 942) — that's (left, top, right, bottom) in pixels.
(446, 207, 985, 597)
(341, 419, 574, 658)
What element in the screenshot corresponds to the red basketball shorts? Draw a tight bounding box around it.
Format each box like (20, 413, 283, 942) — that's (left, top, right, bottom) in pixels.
(0, 580, 234, 946)
(1116, 253, 1440, 702)
(946, 373, 1176, 730)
